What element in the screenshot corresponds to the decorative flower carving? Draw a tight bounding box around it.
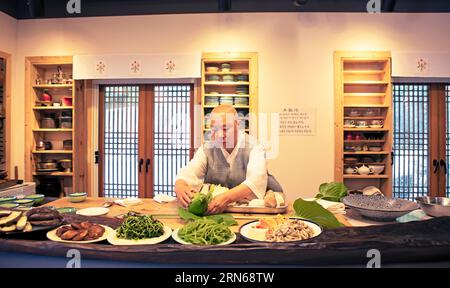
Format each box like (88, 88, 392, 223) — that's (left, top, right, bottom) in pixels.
(416, 58, 428, 73)
(130, 60, 141, 74)
(165, 60, 176, 73)
(96, 61, 106, 74)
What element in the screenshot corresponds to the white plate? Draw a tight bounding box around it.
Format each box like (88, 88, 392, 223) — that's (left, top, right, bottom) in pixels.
(369, 125, 383, 128)
(107, 225, 172, 245)
(76, 207, 110, 216)
(239, 218, 322, 243)
(46, 224, 113, 244)
(172, 228, 236, 246)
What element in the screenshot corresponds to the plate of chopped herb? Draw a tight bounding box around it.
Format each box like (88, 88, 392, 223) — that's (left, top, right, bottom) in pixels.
(107, 214, 172, 245)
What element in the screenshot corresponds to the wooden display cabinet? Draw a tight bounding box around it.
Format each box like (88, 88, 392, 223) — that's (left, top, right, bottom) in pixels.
(201, 52, 258, 141)
(334, 51, 393, 196)
(25, 56, 75, 197)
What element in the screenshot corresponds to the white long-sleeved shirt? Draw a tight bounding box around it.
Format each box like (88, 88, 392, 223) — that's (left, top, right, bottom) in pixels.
(176, 131, 268, 199)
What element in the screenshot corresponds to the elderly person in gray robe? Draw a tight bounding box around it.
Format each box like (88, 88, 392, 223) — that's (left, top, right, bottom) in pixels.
(174, 104, 283, 214)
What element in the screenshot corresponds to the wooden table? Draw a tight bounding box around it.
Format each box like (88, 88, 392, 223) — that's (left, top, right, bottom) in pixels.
(43, 197, 352, 231)
(1, 197, 450, 266)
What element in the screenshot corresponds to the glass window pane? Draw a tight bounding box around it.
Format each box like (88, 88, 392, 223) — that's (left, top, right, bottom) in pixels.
(103, 85, 139, 198)
(393, 84, 429, 200)
(153, 85, 191, 197)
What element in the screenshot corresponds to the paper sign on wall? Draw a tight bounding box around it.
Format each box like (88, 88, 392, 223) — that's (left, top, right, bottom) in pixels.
(279, 107, 316, 136)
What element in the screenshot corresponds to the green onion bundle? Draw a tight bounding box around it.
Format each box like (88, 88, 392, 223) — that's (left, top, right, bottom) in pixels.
(178, 218, 232, 245)
(116, 215, 164, 240)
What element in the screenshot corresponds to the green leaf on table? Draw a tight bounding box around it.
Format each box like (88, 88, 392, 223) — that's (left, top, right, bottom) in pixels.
(178, 208, 237, 226)
(315, 182, 348, 202)
(178, 207, 201, 221)
(293, 198, 344, 229)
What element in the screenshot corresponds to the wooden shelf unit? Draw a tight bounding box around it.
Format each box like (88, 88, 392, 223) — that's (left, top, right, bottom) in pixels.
(201, 52, 258, 141)
(32, 150, 73, 154)
(25, 56, 75, 197)
(343, 174, 389, 179)
(33, 106, 73, 110)
(334, 51, 393, 196)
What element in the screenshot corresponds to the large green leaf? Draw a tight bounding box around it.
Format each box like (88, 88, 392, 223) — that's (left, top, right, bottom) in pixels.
(178, 207, 201, 221)
(316, 182, 348, 202)
(293, 198, 344, 229)
(178, 208, 237, 226)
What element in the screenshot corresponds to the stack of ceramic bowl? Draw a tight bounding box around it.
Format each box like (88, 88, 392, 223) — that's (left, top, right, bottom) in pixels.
(235, 85, 249, 95)
(220, 63, 231, 72)
(369, 165, 385, 175)
(206, 66, 219, 73)
(222, 75, 235, 82)
(344, 157, 358, 165)
(236, 74, 249, 82)
(205, 97, 219, 106)
(234, 97, 249, 106)
(220, 96, 234, 105)
(0, 196, 18, 208)
(24, 194, 45, 204)
(14, 198, 35, 207)
(206, 75, 220, 82)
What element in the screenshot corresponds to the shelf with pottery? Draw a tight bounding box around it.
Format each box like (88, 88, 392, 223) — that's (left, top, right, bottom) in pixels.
(32, 128, 73, 132)
(32, 150, 73, 154)
(25, 56, 76, 197)
(204, 71, 249, 75)
(33, 172, 73, 177)
(201, 52, 258, 142)
(343, 116, 385, 120)
(203, 105, 250, 109)
(33, 106, 73, 110)
(203, 128, 250, 132)
(344, 140, 385, 143)
(204, 94, 250, 97)
(33, 84, 73, 89)
(343, 128, 389, 132)
(204, 81, 250, 86)
(343, 104, 389, 108)
(343, 151, 389, 155)
(335, 51, 393, 197)
(343, 175, 389, 179)
(347, 162, 387, 166)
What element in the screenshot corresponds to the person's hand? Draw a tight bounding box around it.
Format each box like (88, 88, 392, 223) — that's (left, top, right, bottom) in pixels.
(207, 193, 231, 215)
(175, 183, 196, 208)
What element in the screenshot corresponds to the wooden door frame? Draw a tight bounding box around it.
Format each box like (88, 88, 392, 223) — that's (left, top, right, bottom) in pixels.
(98, 83, 195, 198)
(141, 85, 153, 198)
(98, 86, 105, 197)
(429, 84, 446, 197)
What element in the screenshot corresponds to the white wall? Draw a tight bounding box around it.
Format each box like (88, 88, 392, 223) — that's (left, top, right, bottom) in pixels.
(8, 12, 450, 200)
(0, 12, 16, 54)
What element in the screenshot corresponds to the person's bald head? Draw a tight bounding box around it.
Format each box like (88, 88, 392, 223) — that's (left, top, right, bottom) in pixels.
(211, 104, 237, 120)
(210, 105, 239, 149)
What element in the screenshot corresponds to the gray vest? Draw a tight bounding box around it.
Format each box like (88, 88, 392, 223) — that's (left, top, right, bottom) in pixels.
(203, 135, 283, 192)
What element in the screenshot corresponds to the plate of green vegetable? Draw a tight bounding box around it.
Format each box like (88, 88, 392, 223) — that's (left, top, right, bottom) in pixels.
(107, 214, 172, 245)
(172, 218, 236, 245)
